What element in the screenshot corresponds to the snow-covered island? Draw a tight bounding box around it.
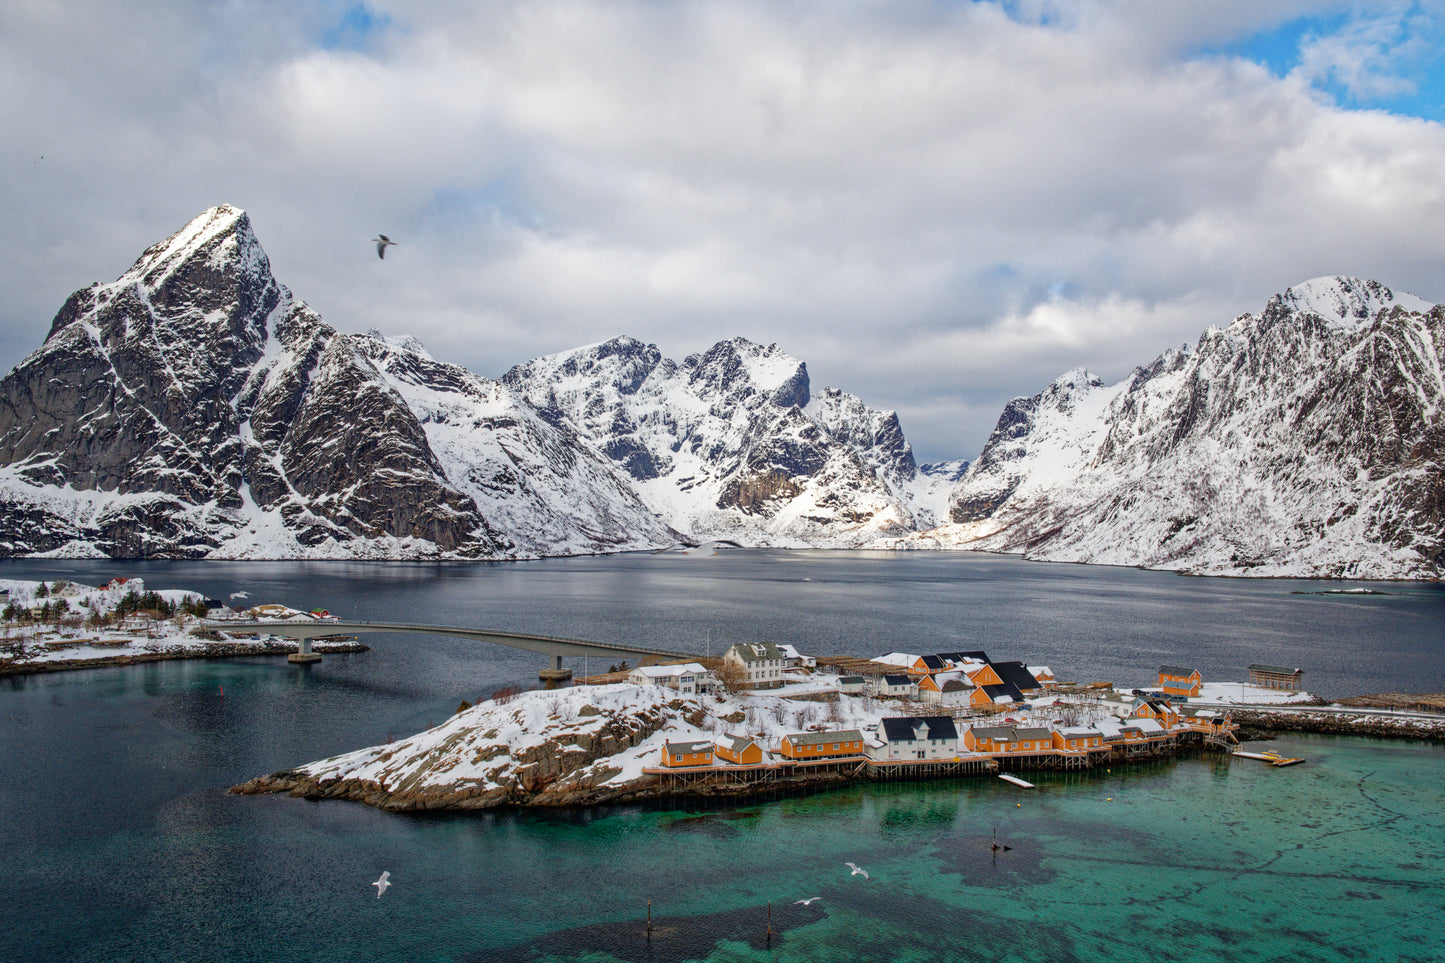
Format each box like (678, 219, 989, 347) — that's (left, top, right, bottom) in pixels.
(236, 647, 1445, 813)
(0, 578, 363, 674)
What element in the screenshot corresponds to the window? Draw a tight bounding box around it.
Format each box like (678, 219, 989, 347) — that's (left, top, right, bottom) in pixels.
(833, 743, 840, 751)
(674, 755, 682, 763)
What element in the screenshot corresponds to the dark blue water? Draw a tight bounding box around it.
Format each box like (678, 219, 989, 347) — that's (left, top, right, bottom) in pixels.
(2, 552, 1443, 962)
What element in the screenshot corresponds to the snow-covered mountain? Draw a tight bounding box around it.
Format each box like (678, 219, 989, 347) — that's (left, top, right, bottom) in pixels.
(502, 336, 934, 544)
(0, 206, 931, 558)
(891, 278, 1445, 578)
(4, 206, 1441, 576)
(0, 206, 673, 559)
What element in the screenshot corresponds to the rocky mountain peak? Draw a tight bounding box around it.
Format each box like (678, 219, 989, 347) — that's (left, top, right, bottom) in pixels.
(1270, 276, 1433, 333)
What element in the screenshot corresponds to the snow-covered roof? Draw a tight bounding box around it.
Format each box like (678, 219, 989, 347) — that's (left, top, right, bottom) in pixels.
(631, 663, 708, 679)
(871, 652, 919, 667)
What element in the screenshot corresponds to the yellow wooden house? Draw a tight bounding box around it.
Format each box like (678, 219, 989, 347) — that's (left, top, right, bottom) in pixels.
(779, 729, 865, 760)
(1158, 665, 1203, 698)
(660, 740, 714, 768)
(714, 734, 763, 765)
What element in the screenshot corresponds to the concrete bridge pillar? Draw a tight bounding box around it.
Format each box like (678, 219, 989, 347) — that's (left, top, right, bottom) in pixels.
(539, 652, 572, 689)
(287, 635, 323, 664)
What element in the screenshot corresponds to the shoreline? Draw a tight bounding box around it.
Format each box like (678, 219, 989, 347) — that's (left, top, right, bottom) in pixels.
(0, 637, 368, 676)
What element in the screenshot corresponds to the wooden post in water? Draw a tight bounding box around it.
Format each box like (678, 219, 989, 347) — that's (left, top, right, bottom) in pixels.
(766, 900, 772, 943)
(646, 898, 652, 939)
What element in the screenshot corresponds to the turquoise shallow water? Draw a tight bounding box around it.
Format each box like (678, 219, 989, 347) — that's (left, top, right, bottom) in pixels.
(2, 554, 1443, 961)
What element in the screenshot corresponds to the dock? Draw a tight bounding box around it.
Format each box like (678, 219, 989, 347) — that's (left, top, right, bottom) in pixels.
(998, 773, 1035, 788)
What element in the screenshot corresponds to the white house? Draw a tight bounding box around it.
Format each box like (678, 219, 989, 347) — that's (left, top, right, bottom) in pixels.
(868, 716, 961, 762)
(628, 663, 711, 695)
(875, 674, 916, 699)
(722, 642, 787, 689)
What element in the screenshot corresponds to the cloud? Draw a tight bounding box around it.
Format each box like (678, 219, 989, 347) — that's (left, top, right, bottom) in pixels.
(2, 1, 1444, 462)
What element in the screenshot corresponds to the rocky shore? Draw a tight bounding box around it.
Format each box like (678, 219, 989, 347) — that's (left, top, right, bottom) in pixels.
(1, 636, 368, 676)
(1229, 707, 1445, 741)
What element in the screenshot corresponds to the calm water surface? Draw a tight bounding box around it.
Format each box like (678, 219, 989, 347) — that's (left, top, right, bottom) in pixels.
(2, 551, 1442, 962)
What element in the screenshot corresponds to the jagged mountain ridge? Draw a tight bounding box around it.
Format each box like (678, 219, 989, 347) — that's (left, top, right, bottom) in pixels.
(0, 206, 677, 558)
(893, 277, 1445, 578)
(3, 206, 1441, 576)
(500, 335, 942, 544)
(0, 206, 935, 558)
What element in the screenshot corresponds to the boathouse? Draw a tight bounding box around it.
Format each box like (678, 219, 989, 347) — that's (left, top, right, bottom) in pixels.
(962, 725, 1053, 754)
(870, 716, 960, 762)
(779, 730, 865, 760)
(661, 741, 714, 768)
(714, 734, 763, 765)
(1248, 663, 1305, 691)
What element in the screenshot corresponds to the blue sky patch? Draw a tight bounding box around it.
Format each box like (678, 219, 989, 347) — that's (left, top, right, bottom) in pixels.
(1202, 6, 1445, 121)
(320, 3, 394, 53)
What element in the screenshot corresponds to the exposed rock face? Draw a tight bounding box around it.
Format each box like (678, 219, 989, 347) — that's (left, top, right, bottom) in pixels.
(503, 335, 921, 545)
(232, 686, 691, 810)
(922, 278, 1445, 577)
(0, 207, 675, 559)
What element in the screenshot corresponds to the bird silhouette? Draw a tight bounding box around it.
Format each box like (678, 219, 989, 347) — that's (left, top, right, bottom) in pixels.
(845, 862, 869, 880)
(229, 591, 249, 600)
(793, 897, 821, 905)
(373, 234, 397, 259)
(373, 870, 391, 897)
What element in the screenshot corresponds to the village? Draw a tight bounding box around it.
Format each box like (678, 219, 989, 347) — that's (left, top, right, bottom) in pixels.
(597, 642, 1305, 791)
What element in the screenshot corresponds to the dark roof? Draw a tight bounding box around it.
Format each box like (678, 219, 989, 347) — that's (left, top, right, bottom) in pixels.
(1159, 664, 1198, 677)
(730, 642, 785, 663)
(785, 729, 864, 746)
(937, 650, 991, 664)
(721, 734, 757, 753)
(983, 682, 1026, 702)
(991, 660, 1041, 691)
(1248, 663, 1303, 675)
(882, 674, 912, 686)
(969, 725, 1046, 742)
(839, 675, 866, 685)
(940, 679, 973, 692)
(664, 740, 713, 754)
(881, 716, 959, 743)
(920, 654, 951, 671)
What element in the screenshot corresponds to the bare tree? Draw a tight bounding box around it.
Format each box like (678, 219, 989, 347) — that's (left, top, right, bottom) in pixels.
(714, 659, 748, 694)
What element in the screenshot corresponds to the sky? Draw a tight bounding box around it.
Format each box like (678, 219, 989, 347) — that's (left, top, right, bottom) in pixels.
(3, 1, 1445, 463)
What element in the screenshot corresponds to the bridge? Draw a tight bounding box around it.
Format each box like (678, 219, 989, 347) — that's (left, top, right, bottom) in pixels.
(210, 619, 700, 686)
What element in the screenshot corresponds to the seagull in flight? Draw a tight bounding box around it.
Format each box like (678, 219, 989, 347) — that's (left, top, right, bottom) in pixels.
(793, 897, 822, 905)
(373, 234, 397, 259)
(373, 870, 391, 897)
(229, 591, 249, 600)
(845, 862, 869, 880)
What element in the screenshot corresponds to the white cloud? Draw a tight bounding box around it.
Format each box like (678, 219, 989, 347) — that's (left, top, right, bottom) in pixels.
(2, 0, 1444, 461)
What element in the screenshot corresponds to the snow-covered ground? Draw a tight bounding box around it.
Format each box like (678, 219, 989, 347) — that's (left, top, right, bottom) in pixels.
(0, 579, 349, 671)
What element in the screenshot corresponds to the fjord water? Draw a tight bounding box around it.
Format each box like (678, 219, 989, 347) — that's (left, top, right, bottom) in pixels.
(2, 551, 1442, 962)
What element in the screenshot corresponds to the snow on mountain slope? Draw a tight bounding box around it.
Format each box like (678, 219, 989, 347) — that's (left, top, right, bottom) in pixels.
(502, 336, 918, 545)
(353, 334, 677, 555)
(890, 278, 1445, 578)
(0, 207, 668, 559)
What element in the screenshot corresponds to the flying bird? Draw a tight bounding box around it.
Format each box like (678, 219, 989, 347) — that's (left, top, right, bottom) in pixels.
(793, 897, 821, 905)
(373, 870, 391, 897)
(229, 591, 249, 600)
(845, 862, 869, 880)
(373, 234, 397, 259)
